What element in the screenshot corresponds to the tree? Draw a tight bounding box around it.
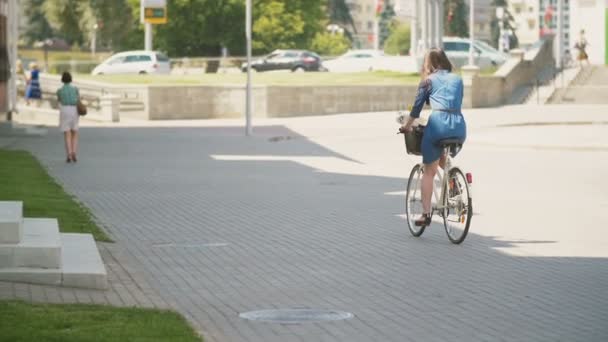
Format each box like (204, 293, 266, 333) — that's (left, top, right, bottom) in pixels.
(23, 0, 54, 45)
(378, 0, 396, 48)
(490, 0, 518, 50)
(154, 0, 245, 57)
(328, 0, 356, 40)
(384, 22, 410, 55)
(89, 0, 135, 51)
(43, 0, 92, 46)
(252, 1, 305, 53)
(310, 32, 350, 56)
(254, 0, 325, 53)
(444, 0, 468, 37)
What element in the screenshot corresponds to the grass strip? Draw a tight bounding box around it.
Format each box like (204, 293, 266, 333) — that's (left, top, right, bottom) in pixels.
(0, 301, 202, 342)
(0, 149, 110, 242)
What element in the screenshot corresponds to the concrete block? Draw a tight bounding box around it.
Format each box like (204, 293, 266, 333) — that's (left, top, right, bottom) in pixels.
(0, 268, 62, 286)
(61, 234, 108, 290)
(0, 218, 62, 268)
(0, 201, 23, 243)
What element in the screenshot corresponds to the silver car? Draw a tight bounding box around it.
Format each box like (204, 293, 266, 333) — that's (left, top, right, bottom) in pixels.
(91, 51, 171, 75)
(417, 38, 508, 70)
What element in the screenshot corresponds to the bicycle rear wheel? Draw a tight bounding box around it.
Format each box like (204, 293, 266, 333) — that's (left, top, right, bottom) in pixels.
(442, 167, 472, 244)
(406, 164, 425, 237)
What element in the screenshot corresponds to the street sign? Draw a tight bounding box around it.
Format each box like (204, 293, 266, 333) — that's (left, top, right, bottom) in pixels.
(144, 7, 167, 24)
(140, 0, 167, 24)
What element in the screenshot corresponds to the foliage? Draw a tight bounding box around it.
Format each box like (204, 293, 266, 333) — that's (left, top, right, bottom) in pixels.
(89, 0, 135, 51)
(328, 0, 357, 39)
(253, 0, 325, 54)
(154, 0, 245, 57)
(310, 32, 350, 56)
(26, 0, 329, 57)
(23, 0, 54, 45)
(252, 1, 305, 53)
(444, 0, 469, 37)
(384, 22, 411, 55)
(490, 0, 519, 50)
(43, 0, 92, 46)
(379, 0, 397, 48)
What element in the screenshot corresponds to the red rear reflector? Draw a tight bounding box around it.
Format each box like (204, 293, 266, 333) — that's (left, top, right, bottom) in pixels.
(303, 57, 316, 63)
(466, 173, 473, 184)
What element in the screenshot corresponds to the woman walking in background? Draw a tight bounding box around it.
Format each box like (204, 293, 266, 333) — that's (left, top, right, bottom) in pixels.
(25, 62, 42, 106)
(574, 29, 589, 66)
(56, 72, 81, 163)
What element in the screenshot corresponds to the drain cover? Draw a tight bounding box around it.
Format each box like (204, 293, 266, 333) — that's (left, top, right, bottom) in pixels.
(239, 309, 353, 324)
(151, 242, 228, 248)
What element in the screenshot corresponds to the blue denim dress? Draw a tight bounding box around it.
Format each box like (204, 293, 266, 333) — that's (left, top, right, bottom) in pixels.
(409, 69, 467, 164)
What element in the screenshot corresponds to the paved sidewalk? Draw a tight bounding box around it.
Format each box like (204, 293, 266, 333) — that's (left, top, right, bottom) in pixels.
(0, 242, 172, 310)
(6, 105, 608, 342)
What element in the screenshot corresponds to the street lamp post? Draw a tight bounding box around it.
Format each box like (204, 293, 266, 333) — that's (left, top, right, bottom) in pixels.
(245, 0, 252, 136)
(91, 23, 99, 57)
(496, 7, 505, 53)
(468, 0, 475, 66)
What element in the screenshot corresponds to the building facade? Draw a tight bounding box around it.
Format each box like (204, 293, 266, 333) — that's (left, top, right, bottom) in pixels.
(345, 0, 378, 49)
(568, 0, 607, 64)
(509, 0, 540, 47)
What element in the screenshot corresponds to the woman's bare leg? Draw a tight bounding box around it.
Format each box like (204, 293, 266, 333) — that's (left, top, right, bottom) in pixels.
(421, 160, 440, 214)
(70, 130, 79, 158)
(64, 131, 73, 159)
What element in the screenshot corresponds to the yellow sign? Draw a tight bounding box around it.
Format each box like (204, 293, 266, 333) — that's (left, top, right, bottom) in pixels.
(144, 7, 167, 24)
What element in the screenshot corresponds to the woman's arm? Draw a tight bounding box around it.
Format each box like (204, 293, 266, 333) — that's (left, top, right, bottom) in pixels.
(403, 79, 431, 131)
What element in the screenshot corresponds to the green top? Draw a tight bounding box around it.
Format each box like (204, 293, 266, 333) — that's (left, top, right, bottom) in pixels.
(56, 84, 80, 106)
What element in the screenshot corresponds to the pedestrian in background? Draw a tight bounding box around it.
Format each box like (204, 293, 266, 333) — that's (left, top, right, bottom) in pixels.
(25, 62, 42, 106)
(56, 72, 81, 163)
(574, 29, 589, 67)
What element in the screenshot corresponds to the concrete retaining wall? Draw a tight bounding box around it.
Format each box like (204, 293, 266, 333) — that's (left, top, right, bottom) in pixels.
(145, 84, 418, 120)
(469, 36, 555, 107)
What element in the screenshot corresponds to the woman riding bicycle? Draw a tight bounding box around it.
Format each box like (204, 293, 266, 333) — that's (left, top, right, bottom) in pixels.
(400, 48, 467, 227)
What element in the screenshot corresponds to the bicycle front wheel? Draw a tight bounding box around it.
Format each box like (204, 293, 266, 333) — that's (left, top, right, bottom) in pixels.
(406, 164, 425, 237)
(442, 167, 472, 244)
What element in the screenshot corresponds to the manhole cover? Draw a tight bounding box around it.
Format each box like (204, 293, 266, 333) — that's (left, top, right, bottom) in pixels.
(239, 309, 353, 324)
(151, 242, 228, 248)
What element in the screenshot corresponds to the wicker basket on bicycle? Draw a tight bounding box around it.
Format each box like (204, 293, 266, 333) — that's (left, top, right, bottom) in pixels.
(403, 125, 424, 156)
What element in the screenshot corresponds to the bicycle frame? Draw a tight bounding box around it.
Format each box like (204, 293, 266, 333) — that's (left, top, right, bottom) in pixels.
(421, 146, 458, 214)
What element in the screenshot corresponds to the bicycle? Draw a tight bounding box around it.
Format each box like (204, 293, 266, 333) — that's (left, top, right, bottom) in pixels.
(399, 125, 473, 244)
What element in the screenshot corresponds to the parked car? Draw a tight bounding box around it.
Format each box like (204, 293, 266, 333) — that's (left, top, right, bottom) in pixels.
(417, 37, 508, 70)
(322, 49, 384, 72)
(241, 50, 323, 72)
(91, 51, 171, 75)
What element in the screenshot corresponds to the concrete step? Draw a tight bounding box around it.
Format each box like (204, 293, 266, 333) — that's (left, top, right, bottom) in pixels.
(0, 218, 62, 268)
(60, 233, 107, 290)
(0, 233, 108, 290)
(0, 201, 23, 243)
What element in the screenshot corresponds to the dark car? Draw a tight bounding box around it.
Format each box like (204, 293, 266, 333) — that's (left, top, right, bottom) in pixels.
(241, 49, 323, 72)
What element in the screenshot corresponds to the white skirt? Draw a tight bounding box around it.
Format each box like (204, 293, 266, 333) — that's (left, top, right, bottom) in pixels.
(59, 105, 79, 132)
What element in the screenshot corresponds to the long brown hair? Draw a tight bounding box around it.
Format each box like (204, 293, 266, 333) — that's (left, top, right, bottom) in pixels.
(421, 48, 452, 79)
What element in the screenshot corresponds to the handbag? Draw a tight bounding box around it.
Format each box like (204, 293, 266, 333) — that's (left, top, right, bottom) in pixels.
(77, 100, 87, 116)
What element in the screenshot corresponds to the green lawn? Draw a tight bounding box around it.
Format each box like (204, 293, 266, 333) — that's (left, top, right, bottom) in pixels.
(0, 149, 110, 242)
(78, 70, 422, 86)
(0, 301, 202, 342)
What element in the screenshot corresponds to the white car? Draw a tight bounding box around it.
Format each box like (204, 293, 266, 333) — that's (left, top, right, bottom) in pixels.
(91, 51, 171, 75)
(322, 50, 384, 73)
(417, 38, 508, 70)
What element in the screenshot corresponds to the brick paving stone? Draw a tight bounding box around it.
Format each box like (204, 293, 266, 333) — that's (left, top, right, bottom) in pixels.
(5, 106, 608, 341)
